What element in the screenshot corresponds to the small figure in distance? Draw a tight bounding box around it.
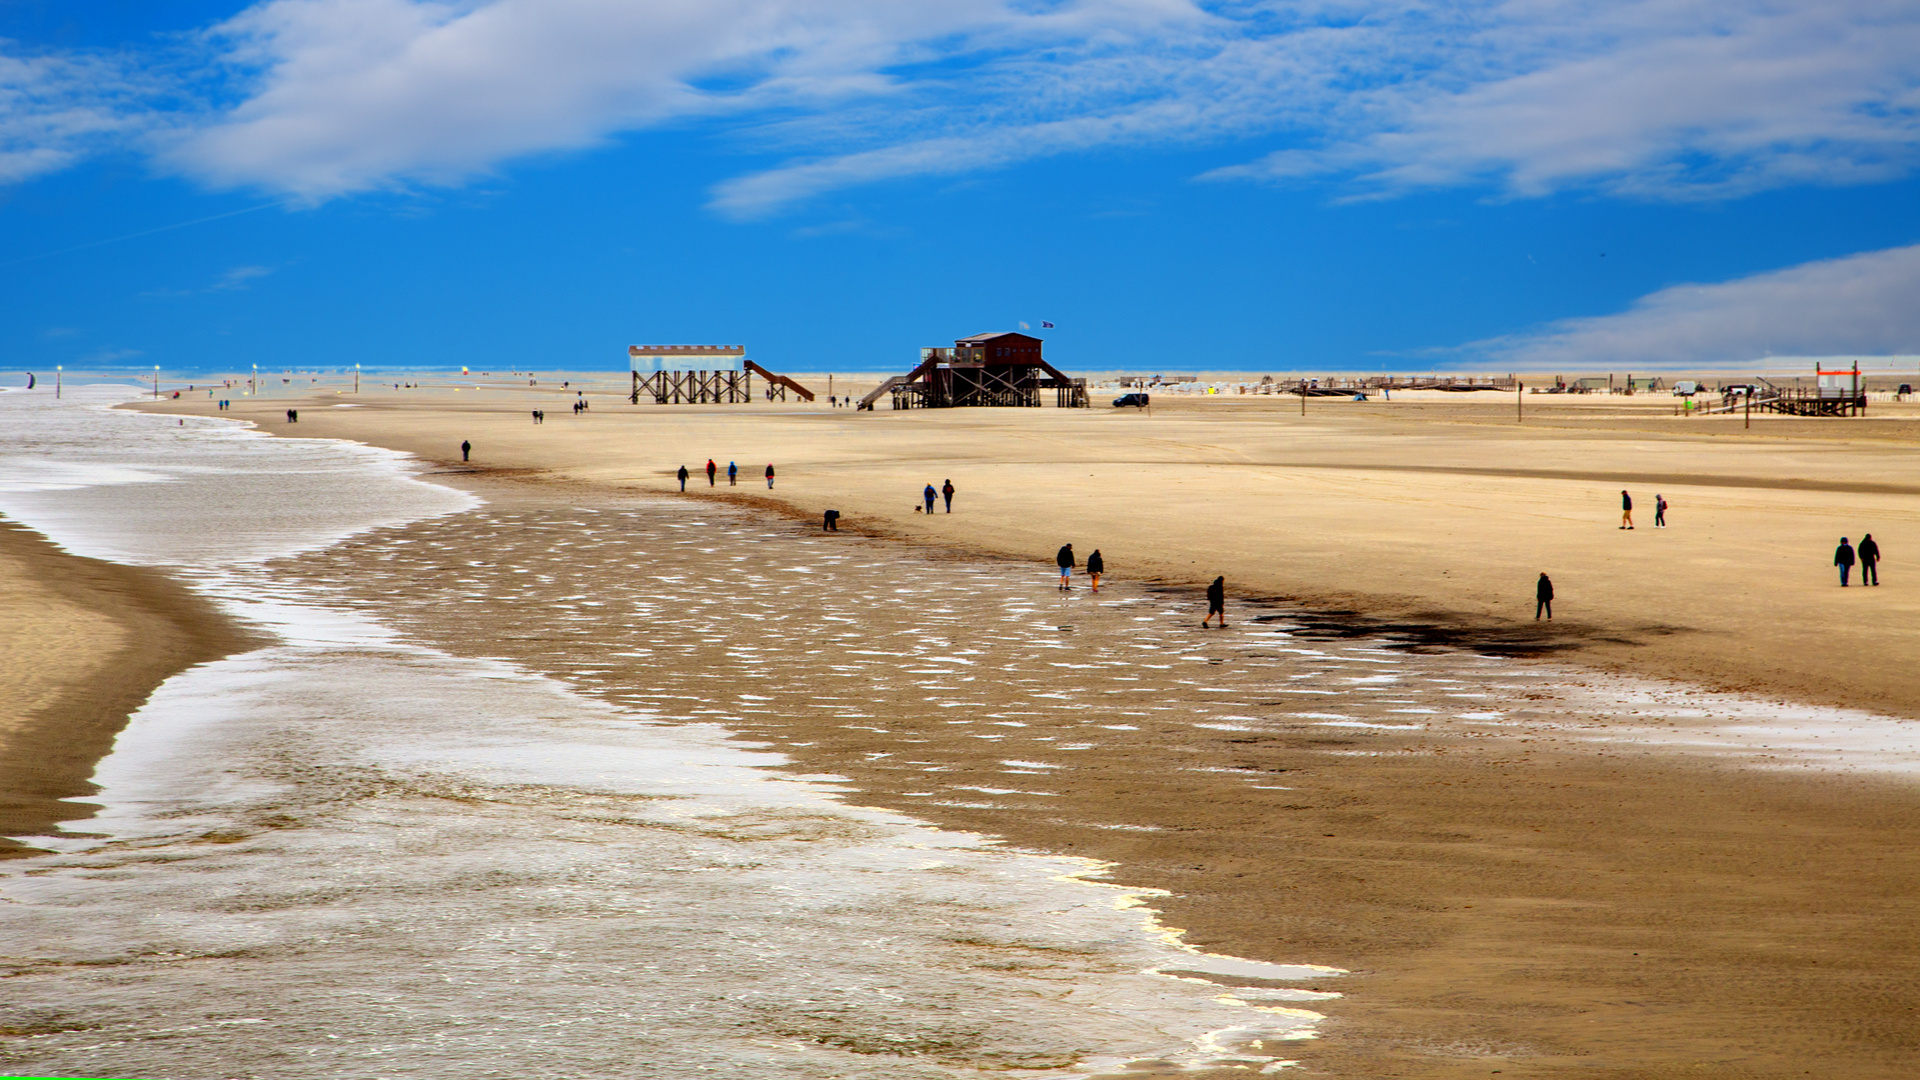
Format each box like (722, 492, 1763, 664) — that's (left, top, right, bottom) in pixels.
(1655, 494, 1667, 528)
(706, 459, 717, 486)
(942, 478, 955, 513)
(923, 484, 937, 515)
(1620, 490, 1634, 529)
(1056, 543, 1075, 591)
(461, 439, 471, 462)
(1859, 533, 1881, 585)
(1536, 572, 1553, 620)
(1201, 576, 1227, 628)
(728, 460, 738, 486)
(1835, 536, 1856, 586)
(677, 465, 689, 492)
(765, 463, 775, 489)
(1086, 549, 1104, 591)
(823, 509, 840, 531)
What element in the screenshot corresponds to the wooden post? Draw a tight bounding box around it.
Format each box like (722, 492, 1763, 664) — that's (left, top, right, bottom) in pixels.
(1300, 380, 1307, 416)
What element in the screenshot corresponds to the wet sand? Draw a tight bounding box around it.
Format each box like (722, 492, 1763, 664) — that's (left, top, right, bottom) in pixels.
(276, 479, 1920, 1080)
(0, 519, 256, 854)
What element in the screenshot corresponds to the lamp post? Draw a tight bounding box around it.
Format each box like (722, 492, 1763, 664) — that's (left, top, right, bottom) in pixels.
(355, 363, 361, 394)
(251, 364, 257, 396)
(153, 365, 160, 399)
(55, 365, 61, 399)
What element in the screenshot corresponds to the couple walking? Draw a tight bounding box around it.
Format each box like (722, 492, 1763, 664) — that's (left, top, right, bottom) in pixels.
(1835, 535, 1883, 586)
(1054, 544, 1105, 591)
(921, 480, 955, 514)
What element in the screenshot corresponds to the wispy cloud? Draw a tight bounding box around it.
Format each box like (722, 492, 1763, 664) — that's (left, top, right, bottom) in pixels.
(5, 0, 1920, 215)
(1458, 244, 1920, 369)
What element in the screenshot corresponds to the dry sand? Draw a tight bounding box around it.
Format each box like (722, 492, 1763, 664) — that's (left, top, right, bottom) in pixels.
(86, 383, 1920, 1076)
(147, 380, 1920, 719)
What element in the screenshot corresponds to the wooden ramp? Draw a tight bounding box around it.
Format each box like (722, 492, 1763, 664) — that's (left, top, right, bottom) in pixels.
(744, 361, 815, 402)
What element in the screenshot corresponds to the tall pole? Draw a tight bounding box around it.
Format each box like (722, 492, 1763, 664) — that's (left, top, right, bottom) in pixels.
(1300, 380, 1307, 416)
(1518, 381, 1524, 422)
(153, 365, 159, 399)
(355, 363, 361, 393)
(251, 364, 257, 396)
(55, 365, 61, 399)
(1745, 389, 1751, 429)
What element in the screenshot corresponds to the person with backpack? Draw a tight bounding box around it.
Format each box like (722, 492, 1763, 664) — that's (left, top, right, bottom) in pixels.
(923, 484, 937, 515)
(1056, 544, 1075, 590)
(941, 479, 955, 512)
(706, 459, 717, 486)
(677, 465, 689, 492)
(1201, 576, 1227, 627)
(1086, 549, 1105, 591)
(1620, 490, 1634, 529)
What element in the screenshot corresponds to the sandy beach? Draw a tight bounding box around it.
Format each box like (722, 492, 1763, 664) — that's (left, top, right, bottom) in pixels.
(87, 381, 1916, 1077)
(148, 380, 1920, 718)
(0, 519, 255, 856)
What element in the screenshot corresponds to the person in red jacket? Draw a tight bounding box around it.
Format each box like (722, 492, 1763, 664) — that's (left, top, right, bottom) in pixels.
(765, 463, 776, 489)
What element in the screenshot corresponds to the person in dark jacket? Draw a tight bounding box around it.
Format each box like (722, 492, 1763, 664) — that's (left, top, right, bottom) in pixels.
(765, 463, 775, 489)
(1835, 537, 1856, 586)
(1056, 544, 1074, 590)
(1201, 576, 1226, 627)
(677, 465, 689, 492)
(706, 459, 716, 486)
(1620, 490, 1634, 529)
(461, 440, 470, 462)
(942, 479, 955, 512)
(1859, 534, 1881, 585)
(728, 461, 738, 486)
(1536, 572, 1554, 619)
(923, 484, 937, 514)
(1654, 494, 1667, 528)
(1086, 549, 1105, 591)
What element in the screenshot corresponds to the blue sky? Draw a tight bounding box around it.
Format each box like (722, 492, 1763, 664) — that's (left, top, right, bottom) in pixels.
(5, 0, 1920, 376)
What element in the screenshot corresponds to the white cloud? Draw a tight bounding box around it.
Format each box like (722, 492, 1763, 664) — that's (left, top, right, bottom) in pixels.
(1468, 244, 1920, 369)
(5, 0, 1920, 214)
(1208, 0, 1920, 201)
(0, 47, 151, 184)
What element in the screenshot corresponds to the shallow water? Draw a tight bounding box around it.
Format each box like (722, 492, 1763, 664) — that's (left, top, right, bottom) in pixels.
(0, 388, 1339, 1078)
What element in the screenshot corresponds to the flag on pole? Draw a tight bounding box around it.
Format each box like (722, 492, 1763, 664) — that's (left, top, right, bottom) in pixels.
(1041, 321, 1054, 328)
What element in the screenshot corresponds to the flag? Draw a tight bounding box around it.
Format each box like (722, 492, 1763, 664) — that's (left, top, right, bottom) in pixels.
(1041, 321, 1054, 328)
(1019, 321, 1030, 330)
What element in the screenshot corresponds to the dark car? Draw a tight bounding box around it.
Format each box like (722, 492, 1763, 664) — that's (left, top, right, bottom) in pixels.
(1113, 392, 1150, 408)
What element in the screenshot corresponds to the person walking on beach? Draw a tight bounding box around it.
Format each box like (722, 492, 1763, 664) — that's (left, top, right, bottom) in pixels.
(1536, 572, 1554, 620)
(461, 440, 471, 462)
(923, 484, 937, 515)
(1654, 495, 1667, 528)
(1835, 537, 1856, 586)
(1201, 576, 1227, 628)
(1086, 549, 1105, 591)
(765, 463, 776, 489)
(942, 479, 955, 513)
(1056, 544, 1075, 590)
(706, 459, 717, 486)
(677, 465, 689, 492)
(1859, 533, 1881, 585)
(728, 461, 738, 486)
(1620, 490, 1634, 529)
